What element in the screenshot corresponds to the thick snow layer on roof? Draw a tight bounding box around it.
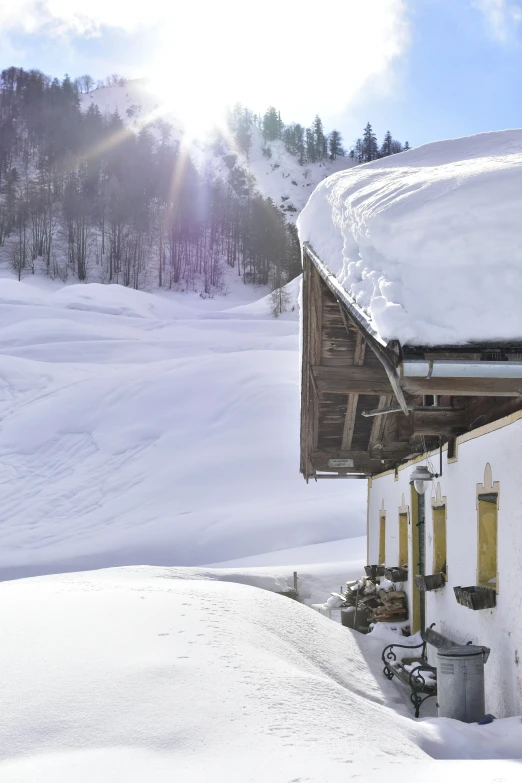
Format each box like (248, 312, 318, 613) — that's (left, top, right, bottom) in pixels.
(297, 130, 522, 346)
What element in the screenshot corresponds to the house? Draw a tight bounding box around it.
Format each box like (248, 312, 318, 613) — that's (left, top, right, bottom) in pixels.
(297, 130, 522, 717)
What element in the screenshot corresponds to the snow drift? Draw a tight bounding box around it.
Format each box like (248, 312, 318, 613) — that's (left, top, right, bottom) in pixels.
(297, 130, 522, 346)
(0, 569, 426, 782)
(2, 568, 522, 782)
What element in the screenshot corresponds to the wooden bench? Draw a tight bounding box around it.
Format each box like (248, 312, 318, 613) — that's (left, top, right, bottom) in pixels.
(381, 624, 476, 717)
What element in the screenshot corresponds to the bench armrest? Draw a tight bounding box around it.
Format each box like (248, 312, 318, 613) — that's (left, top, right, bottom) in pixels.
(382, 639, 426, 679)
(408, 662, 436, 690)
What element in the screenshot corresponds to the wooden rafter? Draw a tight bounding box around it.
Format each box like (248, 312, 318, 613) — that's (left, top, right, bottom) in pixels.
(313, 365, 522, 398)
(341, 333, 366, 449)
(311, 365, 392, 395)
(369, 394, 393, 447)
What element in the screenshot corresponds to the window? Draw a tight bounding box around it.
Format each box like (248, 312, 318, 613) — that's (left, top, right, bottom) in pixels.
(432, 505, 447, 576)
(379, 513, 386, 565)
(477, 493, 498, 590)
(399, 512, 408, 568)
(476, 463, 499, 592)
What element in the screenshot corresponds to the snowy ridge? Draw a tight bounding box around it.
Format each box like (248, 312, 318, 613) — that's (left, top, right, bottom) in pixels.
(298, 129, 522, 345)
(82, 80, 354, 223)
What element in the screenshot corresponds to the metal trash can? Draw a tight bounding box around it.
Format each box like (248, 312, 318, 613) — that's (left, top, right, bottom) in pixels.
(437, 645, 490, 722)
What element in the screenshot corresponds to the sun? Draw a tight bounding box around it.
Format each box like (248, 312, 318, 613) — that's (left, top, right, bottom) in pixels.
(146, 68, 229, 142)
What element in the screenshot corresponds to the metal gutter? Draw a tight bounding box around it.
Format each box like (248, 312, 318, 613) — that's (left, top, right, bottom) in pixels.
(402, 360, 522, 379)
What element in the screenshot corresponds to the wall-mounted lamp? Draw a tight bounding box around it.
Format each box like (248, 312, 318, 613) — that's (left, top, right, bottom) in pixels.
(410, 464, 437, 495)
(410, 436, 444, 495)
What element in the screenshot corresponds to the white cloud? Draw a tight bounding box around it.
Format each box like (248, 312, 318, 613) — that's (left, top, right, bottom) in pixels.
(474, 0, 522, 42)
(0, 0, 410, 120)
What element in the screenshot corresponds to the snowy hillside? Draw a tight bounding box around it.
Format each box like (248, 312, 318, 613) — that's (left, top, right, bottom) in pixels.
(0, 274, 366, 580)
(82, 80, 354, 222)
(2, 568, 521, 782)
(298, 129, 522, 345)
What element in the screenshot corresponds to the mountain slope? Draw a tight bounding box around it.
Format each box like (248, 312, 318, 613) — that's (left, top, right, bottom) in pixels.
(81, 79, 354, 222)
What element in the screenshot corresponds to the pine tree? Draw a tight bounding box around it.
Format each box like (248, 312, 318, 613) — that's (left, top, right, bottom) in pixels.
(328, 130, 343, 160)
(352, 138, 364, 162)
(362, 122, 378, 162)
(306, 127, 316, 163)
(262, 107, 280, 142)
(295, 124, 305, 165)
(380, 130, 393, 157)
(313, 115, 325, 159)
(277, 110, 283, 139)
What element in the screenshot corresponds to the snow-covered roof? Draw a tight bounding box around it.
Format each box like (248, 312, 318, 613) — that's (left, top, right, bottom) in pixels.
(297, 130, 522, 347)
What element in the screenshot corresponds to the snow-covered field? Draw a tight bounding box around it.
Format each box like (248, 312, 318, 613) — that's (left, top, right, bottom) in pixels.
(298, 129, 522, 345)
(2, 568, 522, 782)
(0, 272, 366, 579)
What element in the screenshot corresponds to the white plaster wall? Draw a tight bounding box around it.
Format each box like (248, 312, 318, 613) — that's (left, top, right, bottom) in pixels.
(368, 417, 522, 718)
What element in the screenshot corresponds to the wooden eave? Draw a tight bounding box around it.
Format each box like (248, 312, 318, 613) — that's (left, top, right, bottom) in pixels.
(300, 244, 522, 481)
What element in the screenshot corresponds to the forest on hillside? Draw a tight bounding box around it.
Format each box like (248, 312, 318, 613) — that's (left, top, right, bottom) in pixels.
(0, 68, 409, 300)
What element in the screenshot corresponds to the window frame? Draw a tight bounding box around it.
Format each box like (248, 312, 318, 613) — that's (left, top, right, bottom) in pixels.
(379, 512, 386, 565)
(431, 483, 447, 579)
(476, 464, 500, 594)
(398, 511, 409, 569)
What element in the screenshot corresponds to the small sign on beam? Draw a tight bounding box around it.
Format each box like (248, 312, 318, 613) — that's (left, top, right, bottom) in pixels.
(328, 459, 355, 468)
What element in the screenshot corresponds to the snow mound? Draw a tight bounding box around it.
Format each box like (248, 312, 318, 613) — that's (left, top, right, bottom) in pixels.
(2, 568, 522, 781)
(0, 568, 425, 781)
(49, 283, 194, 320)
(298, 129, 522, 346)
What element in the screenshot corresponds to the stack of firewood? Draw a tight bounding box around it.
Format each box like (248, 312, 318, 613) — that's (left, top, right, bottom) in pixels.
(330, 574, 408, 632)
(366, 590, 407, 623)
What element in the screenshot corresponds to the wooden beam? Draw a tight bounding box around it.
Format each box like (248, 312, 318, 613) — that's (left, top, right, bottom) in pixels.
(369, 394, 393, 446)
(411, 410, 467, 436)
(300, 256, 323, 478)
(309, 265, 323, 367)
(341, 333, 366, 449)
(312, 365, 392, 395)
(402, 376, 522, 397)
(311, 445, 412, 466)
(313, 365, 522, 398)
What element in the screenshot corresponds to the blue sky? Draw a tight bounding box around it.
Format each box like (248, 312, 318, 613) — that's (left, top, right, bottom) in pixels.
(340, 0, 522, 148)
(1, 0, 522, 149)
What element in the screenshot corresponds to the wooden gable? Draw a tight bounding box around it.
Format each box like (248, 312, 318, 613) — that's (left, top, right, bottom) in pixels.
(300, 244, 522, 481)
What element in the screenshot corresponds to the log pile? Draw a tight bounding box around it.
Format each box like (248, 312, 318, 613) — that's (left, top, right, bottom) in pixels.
(331, 571, 409, 633)
(366, 590, 407, 623)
